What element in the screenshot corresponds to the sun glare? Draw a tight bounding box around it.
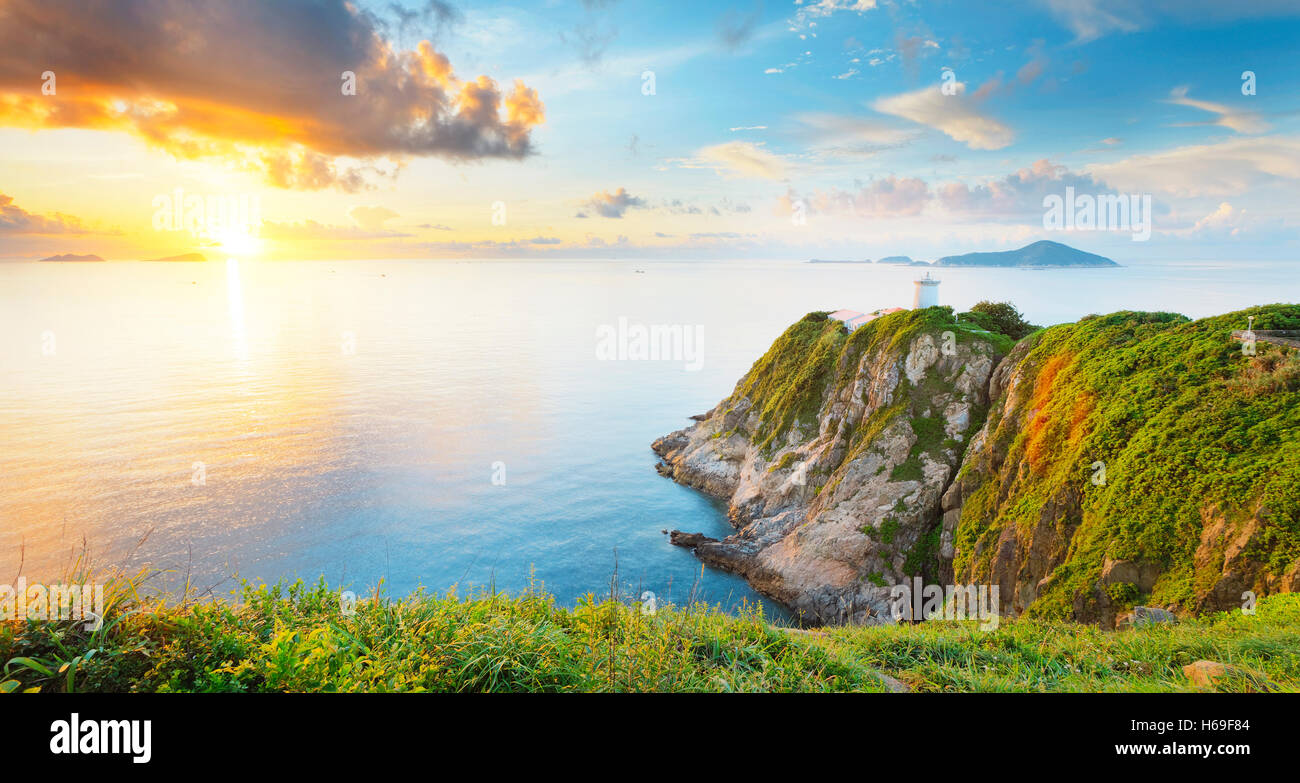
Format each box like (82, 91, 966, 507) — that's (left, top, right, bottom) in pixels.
(214, 229, 264, 258)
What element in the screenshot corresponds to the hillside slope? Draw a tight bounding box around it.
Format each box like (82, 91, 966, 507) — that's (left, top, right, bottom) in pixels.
(944, 305, 1300, 625)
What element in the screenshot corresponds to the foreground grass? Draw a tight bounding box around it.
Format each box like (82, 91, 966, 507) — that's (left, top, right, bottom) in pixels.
(2, 580, 1297, 692)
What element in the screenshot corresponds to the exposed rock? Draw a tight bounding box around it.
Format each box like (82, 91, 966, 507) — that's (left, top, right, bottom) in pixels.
(1183, 660, 1276, 692)
(1115, 606, 1176, 630)
(668, 531, 717, 549)
(1183, 660, 1230, 688)
(652, 310, 1003, 625)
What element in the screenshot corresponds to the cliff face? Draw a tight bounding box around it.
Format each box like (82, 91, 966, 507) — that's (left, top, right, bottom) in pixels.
(945, 306, 1300, 627)
(657, 305, 1300, 627)
(653, 308, 1006, 624)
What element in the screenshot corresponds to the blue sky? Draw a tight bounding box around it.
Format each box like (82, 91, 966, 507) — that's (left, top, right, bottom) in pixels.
(417, 0, 1300, 260)
(2, 0, 1298, 261)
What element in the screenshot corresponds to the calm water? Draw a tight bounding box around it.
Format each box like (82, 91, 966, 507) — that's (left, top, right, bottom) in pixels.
(2, 257, 1296, 615)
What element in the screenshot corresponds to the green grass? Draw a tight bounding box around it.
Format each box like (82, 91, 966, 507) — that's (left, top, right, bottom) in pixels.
(3, 577, 1296, 693)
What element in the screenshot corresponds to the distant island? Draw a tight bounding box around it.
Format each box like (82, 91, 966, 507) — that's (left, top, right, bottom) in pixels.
(38, 253, 105, 262)
(811, 241, 1119, 269)
(142, 252, 206, 262)
(876, 255, 929, 266)
(934, 240, 1118, 268)
(809, 258, 870, 264)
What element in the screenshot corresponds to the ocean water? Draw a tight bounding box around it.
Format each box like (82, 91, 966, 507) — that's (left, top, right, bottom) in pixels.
(1, 257, 1296, 615)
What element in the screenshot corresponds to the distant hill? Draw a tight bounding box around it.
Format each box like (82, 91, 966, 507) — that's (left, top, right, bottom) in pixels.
(934, 240, 1118, 268)
(143, 252, 206, 262)
(876, 256, 930, 266)
(38, 253, 105, 262)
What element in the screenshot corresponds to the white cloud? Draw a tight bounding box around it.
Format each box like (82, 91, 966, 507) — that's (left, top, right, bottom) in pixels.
(795, 113, 917, 158)
(872, 83, 1015, 150)
(1085, 136, 1300, 197)
(1166, 86, 1270, 134)
(348, 205, 400, 232)
(694, 141, 788, 179)
(1038, 0, 1143, 42)
(1190, 202, 1243, 236)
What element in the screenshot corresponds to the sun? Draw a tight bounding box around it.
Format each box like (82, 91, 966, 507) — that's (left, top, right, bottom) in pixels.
(212, 228, 264, 258)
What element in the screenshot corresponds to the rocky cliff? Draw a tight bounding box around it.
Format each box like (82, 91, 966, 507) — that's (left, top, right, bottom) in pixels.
(656, 305, 1300, 627)
(653, 308, 1007, 624)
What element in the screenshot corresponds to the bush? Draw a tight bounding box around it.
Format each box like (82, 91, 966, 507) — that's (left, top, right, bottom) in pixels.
(959, 301, 1037, 340)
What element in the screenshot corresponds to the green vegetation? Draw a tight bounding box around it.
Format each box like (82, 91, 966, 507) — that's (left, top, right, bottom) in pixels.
(3, 577, 1296, 692)
(733, 312, 845, 453)
(958, 300, 1039, 341)
(953, 305, 1300, 618)
(734, 307, 1007, 455)
(890, 414, 946, 481)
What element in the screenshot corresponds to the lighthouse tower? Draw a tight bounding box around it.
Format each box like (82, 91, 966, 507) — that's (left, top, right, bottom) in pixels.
(912, 272, 940, 309)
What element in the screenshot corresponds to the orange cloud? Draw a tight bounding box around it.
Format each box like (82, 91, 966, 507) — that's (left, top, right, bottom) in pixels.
(0, 0, 545, 191)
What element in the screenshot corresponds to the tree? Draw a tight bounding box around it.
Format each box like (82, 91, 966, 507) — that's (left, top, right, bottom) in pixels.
(959, 300, 1036, 340)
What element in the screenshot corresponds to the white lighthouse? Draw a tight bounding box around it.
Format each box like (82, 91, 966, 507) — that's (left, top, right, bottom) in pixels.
(912, 272, 940, 309)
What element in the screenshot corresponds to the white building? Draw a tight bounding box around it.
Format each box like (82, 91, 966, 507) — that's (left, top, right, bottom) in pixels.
(829, 307, 906, 332)
(912, 272, 940, 309)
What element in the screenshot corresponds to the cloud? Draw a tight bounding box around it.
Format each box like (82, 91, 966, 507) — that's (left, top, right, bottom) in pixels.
(779, 176, 931, 218)
(658, 197, 751, 215)
(937, 158, 1113, 216)
(560, 20, 618, 65)
(694, 141, 787, 179)
(1189, 202, 1244, 236)
(895, 35, 941, 77)
(0, 193, 93, 234)
(776, 159, 1144, 223)
(1037, 0, 1144, 41)
(377, 1, 462, 47)
(582, 187, 646, 218)
(1085, 136, 1300, 197)
(260, 219, 412, 241)
(793, 0, 879, 30)
(0, 0, 544, 191)
(872, 83, 1014, 150)
(1166, 86, 1270, 134)
(1037, 0, 1300, 43)
(795, 114, 917, 158)
(716, 3, 763, 50)
(348, 206, 401, 232)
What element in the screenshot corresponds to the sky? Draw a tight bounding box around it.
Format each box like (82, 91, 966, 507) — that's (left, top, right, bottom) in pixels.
(1, 0, 1298, 262)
